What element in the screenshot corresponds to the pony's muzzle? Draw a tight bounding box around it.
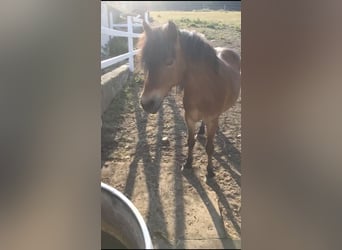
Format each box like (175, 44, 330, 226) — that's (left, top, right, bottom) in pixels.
(140, 96, 161, 114)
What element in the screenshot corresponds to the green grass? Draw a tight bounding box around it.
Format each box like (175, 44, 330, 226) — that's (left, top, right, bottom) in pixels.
(149, 11, 241, 53)
(178, 17, 227, 30)
(150, 11, 240, 26)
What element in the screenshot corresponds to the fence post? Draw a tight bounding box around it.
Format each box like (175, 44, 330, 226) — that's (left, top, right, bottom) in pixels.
(102, 3, 108, 27)
(109, 12, 113, 40)
(127, 16, 134, 72)
(109, 12, 114, 29)
(144, 12, 149, 24)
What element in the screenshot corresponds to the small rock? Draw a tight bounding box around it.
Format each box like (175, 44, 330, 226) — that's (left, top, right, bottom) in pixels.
(104, 161, 111, 167)
(237, 134, 241, 138)
(161, 136, 170, 146)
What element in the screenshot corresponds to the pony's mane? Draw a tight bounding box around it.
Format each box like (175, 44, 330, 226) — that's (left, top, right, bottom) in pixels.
(179, 30, 219, 72)
(137, 25, 219, 72)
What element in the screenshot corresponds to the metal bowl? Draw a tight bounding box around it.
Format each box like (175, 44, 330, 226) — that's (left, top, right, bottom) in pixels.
(101, 182, 153, 249)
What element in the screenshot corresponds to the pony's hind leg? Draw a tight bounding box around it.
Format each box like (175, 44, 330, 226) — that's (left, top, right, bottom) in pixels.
(183, 114, 196, 169)
(205, 118, 219, 178)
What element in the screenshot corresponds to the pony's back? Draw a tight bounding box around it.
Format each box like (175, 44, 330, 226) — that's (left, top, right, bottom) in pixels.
(216, 48, 241, 74)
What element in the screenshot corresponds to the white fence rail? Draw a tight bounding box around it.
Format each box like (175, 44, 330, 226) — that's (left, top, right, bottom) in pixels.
(101, 12, 149, 72)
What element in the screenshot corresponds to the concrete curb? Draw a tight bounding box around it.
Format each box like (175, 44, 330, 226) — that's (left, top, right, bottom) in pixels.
(101, 64, 130, 115)
(180, 239, 241, 249)
(155, 238, 241, 249)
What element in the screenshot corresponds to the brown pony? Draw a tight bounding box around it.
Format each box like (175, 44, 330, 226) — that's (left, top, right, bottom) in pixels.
(138, 20, 240, 178)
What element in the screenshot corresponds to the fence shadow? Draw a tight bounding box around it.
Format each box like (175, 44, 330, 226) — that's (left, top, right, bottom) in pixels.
(101, 79, 131, 167)
(167, 96, 186, 249)
(123, 84, 172, 248)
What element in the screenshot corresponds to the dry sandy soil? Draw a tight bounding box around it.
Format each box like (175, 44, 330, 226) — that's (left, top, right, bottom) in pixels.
(101, 12, 241, 249)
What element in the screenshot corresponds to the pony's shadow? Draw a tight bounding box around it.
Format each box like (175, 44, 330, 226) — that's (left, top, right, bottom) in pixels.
(168, 95, 241, 245)
(181, 168, 240, 247)
(197, 129, 241, 187)
(206, 177, 241, 236)
(216, 130, 241, 173)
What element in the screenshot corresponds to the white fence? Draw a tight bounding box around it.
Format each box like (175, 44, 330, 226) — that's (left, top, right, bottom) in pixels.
(101, 12, 149, 72)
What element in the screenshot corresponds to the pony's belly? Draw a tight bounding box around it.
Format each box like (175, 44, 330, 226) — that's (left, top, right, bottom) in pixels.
(185, 108, 202, 122)
(185, 105, 223, 122)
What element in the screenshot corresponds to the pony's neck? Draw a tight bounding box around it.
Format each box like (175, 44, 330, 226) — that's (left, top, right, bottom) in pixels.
(176, 30, 218, 91)
(177, 62, 202, 92)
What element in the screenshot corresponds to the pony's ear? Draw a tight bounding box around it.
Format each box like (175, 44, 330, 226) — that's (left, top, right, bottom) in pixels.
(166, 21, 178, 42)
(143, 20, 152, 36)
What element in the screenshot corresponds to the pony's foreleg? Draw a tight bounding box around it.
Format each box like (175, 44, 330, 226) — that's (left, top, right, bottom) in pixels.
(183, 114, 196, 169)
(205, 118, 219, 178)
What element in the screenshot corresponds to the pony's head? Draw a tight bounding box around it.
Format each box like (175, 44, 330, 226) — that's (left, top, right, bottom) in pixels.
(138, 21, 185, 114)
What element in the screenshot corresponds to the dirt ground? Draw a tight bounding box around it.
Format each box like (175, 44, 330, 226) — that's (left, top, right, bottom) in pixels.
(101, 14, 241, 249)
(101, 75, 241, 249)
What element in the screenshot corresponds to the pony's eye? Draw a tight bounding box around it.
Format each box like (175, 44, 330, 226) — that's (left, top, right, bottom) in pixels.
(165, 58, 174, 66)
